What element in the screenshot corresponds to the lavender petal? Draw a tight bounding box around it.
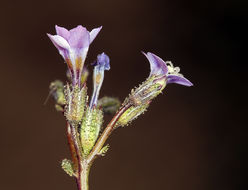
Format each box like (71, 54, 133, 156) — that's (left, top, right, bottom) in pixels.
(94, 52, 110, 70)
(55, 25, 70, 41)
(89, 26, 102, 43)
(143, 52, 168, 77)
(68, 25, 90, 49)
(167, 74, 193, 86)
(47, 34, 70, 51)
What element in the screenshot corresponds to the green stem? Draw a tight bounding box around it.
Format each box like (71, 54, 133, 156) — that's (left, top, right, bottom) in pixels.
(67, 104, 131, 190)
(78, 161, 90, 190)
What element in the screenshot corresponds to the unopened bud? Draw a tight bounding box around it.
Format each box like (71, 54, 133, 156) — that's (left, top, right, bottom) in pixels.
(80, 107, 103, 155)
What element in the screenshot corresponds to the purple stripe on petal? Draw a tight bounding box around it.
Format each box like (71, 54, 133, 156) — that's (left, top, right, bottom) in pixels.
(167, 74, 193, 86)
(68, 25, 90, 49)
(55, 25, 70, 41)
(89, 26, 102, 44)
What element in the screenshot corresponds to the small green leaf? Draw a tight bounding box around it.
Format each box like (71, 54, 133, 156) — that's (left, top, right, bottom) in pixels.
(98, 144, 110, 156)
(61, 159, 75, 177)
(116, 103, 149, 127)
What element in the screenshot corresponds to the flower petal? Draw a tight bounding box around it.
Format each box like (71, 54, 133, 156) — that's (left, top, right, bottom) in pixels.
(68, 25, 90, 49)
(89, 26, 102, 44)
(143, 52, 168, 77)
(167, 74, 193, 86)
(55, 25, 70, 40)
(47, 34, 70, 50)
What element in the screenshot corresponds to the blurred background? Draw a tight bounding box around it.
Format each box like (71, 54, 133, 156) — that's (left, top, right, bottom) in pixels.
(0, 0, 246, 189)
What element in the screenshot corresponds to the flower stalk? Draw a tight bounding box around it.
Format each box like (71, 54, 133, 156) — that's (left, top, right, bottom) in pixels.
(47, 25, 193, 190)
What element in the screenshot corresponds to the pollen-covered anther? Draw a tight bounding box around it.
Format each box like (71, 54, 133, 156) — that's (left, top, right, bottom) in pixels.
(166, 61, 183, 76)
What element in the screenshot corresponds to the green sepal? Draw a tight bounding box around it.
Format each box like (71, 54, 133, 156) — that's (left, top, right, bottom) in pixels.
(98, 144, 110, 156)
(116, 102, 150, 127)
(128, 76, 164, 107)
(64, 84, 87, 124)
(61, 159, 75, 177)
(116, 75, 165, 127)
(80, 107, 103, 155)
(97, 97, 121, 114)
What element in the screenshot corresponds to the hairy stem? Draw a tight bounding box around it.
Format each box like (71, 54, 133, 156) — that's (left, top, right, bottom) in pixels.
(66, 125, 78, 171)
(77, 161, 91, 190)
(66, 122, 84, 189)
(66, 103, 131, 190)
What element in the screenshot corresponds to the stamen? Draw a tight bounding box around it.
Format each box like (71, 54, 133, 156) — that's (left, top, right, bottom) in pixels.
(165, 61, 173, 67)
(165, 61, 183, 76)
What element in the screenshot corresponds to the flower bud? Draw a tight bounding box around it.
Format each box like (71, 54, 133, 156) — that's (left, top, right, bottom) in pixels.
(80, 107, 103, 155)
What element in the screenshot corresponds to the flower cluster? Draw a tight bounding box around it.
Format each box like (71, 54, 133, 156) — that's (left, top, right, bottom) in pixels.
(47, 25, 193, 190)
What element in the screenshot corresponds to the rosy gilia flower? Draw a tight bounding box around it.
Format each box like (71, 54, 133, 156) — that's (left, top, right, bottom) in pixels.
(128, 52, 193, 107)
(47, 25, 102, 86)
(143, 52, 193, 87)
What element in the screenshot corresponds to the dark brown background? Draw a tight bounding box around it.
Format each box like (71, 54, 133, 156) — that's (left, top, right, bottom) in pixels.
(0, 0, 246, 190)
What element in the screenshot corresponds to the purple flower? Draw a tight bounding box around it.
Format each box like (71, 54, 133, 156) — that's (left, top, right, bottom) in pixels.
(47, 25, 102, 86)
(89, 53, 110, 108)
(143, 52, 193, 87)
